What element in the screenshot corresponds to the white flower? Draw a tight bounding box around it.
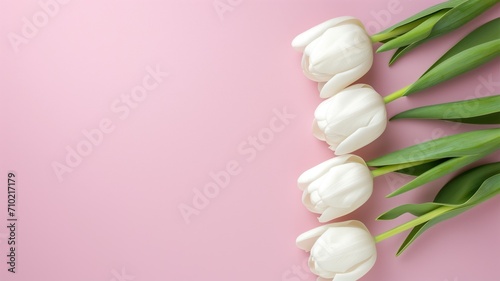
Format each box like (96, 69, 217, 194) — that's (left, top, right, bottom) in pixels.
(296, 221, 377, 281)
(298, 155, 373, 222)
(313, 84, 387, 155)
(292, 17, 373, 98)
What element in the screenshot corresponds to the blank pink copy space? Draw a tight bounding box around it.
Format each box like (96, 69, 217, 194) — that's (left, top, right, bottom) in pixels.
(0, 1, 499, 281)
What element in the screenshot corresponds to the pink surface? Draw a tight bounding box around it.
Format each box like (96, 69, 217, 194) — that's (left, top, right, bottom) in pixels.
(1, 0, 499, 280)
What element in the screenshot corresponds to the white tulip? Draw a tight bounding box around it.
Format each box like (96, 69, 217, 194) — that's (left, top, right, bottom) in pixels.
(292, 17, 373, 98)
(296, 220, 377, 281)
(298, 155, 373, 222)
(313, 84, 387, 155)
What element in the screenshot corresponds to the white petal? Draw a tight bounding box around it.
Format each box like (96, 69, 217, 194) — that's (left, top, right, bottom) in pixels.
(297, 156, 352, 189)
(312, 222, 375, 274)
(301, 190, 318, 213)
(302, 39, 333, 82)
(312, 119, 326, 141)
(319, 186, 373, 222)
(333, 254, 376, 281)
(296, 223, 338, 251)
(318, 207, 340, 222)
(317, 277, 332, 281)
(291, 17, 362, 51)
(319, 60, 373, 98)
(309, 26, 371, 75)
(318, 82, 325, 92)
(334, 105, 387, 155)
(317, 168, 372, 221)
(314, 98, 333, 122)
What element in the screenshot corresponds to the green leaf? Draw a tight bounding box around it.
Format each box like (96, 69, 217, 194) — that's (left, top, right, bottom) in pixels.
(387, 153, 487, 197)
(391, 95, 500, 124)
(379, 0, 499, 63)
(434, 162, 500, 204)
(377, 162, 500, 255)
(397, 169, 500, 255)
(379, 163, 500, 219)
(377, 203, 440, 220)
(396, 206, 472, 255)
(374, 0, 464, 37)
(404, 18, 500, 96)
(430, 0, 499, 38)
(395, 159, 448, 176)
(389, 43, 422, 65)
(367, 128, 500, 166)
(377, 11, 447, 52)
(451, 113, 500, 124)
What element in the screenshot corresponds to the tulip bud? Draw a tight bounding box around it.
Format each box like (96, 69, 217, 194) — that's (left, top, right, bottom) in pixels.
(292, 17, 373, 98)
(298, 155, 373, 222)
(296, 221, 376, 281)
(313, 84, 387, 155)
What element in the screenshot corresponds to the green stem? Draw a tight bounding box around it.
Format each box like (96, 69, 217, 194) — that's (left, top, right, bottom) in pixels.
(371, 159, 434, 177)
(370, 19, 426, 43)
(374, 205, 455, 243)
(383, 85, 411, 104)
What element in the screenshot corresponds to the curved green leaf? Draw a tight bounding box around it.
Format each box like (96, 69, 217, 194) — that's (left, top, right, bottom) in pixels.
(377, 11, 447, 53)
(367, 128, 500, 166)
(397, 170, 500, 255)
(425, 17, 500, 73)
(379, 0, 499, 63)
(396, 206, 472, 255)
(377, 162, 500, 255)
(451, 113, 500, 124)
(404, 18, 500, 95)
(395, 159, 449, 176)
(388, 153, 487, 197)
(391, 95, 500, 124)
(374, 0, 464, 36)
(430, 0, 499, 38)
(405, 39, 500, 95)
(377, 203, 440, 220)
(435, 162, 500, 204)
(389, 40, 427, 65)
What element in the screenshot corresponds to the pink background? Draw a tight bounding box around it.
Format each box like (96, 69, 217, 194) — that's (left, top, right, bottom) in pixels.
(1, 0, 499, 280)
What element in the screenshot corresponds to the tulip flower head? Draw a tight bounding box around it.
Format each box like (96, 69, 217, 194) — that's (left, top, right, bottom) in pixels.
(297, 220, 377, 281)
(313, 84, 387, 155)
(292, 17, 373, 98)
(298, 155, 373, 222)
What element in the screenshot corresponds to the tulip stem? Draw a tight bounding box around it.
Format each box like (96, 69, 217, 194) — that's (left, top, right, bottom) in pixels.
(370, 159, 434, 177)
(383, 85, 411, 104)
(374, 205, 455, 243)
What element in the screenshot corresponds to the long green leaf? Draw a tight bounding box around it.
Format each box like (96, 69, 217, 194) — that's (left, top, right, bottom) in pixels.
(377, 11, 447, 52)
(396, 206, 472, 255)
(367, 128, 500, 166)
(374, 0, 464, 36)
(389, 42, 424, 65)
(380, 163, 500, 219)
(406, 40, 500, 95)
(391, 95, 500, 124)
(388, 153, 487, 197)
(397, 172, 500, 255)
(430, 0, 499, 38)
(377, 162, 500, 255)
(395, 159, 449, 176)
(383, 0, 499, 63)
(422, 17, 500, 75)
(451, 113, 500, 124)
(378, 203, 440, 220)
(404, 18, 500, 95)
(435, 162, 500, 203)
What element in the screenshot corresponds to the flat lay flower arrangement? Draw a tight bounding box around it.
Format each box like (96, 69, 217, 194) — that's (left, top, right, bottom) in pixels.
(292, 0, 500, 280)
